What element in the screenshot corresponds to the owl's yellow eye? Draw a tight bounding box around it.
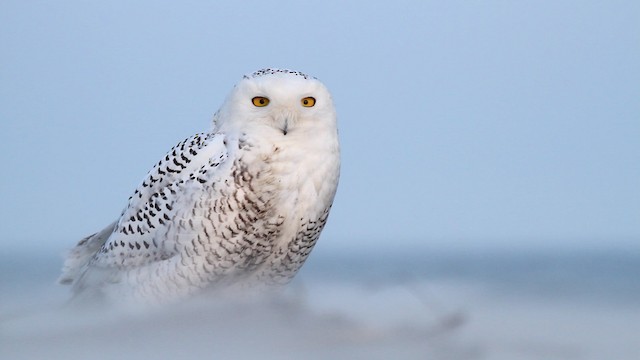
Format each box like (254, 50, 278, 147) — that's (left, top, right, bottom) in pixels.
(301, 97, 316, 107)
(252, 96, 270, 107)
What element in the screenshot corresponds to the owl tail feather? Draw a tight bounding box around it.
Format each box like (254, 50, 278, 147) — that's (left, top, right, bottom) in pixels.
(58, 221, 117, 285)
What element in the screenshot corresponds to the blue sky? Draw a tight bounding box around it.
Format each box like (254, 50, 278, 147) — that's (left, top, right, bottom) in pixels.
(1, 1, 638, 252)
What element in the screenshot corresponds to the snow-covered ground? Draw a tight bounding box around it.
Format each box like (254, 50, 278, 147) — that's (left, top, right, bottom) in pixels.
(2, 249, 638, 359)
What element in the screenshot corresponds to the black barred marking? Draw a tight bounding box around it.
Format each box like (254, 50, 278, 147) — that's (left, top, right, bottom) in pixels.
(172, 158, 186, 169)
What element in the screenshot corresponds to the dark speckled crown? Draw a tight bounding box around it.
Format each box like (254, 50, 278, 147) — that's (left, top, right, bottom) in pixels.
(244, 68, 316, 80)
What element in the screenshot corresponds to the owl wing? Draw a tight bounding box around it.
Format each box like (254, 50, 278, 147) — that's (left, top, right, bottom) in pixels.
(60, 132, 229, 285)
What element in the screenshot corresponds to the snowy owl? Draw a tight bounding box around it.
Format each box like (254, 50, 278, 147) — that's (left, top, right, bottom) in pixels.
(59, 69, 340, 305)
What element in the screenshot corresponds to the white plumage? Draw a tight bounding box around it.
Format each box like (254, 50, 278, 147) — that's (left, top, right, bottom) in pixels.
(60, 69, 340, 305)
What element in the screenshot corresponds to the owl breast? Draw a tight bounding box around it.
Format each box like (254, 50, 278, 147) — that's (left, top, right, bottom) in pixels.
(218, 133, 339, 285)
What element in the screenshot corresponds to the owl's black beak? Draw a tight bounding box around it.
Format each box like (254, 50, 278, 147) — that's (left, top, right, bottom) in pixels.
(275, 111, 293, 136)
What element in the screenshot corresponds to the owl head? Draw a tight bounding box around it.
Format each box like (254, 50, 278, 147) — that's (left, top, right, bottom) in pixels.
(214, 69, 337, 141)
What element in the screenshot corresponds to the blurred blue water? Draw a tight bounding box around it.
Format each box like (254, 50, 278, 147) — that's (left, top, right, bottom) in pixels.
(301, 247, 640, 305)
(3, 246, 638, 306)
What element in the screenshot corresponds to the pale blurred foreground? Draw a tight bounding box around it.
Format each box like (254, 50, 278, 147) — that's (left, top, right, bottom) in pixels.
(1, 249, 638, 359)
